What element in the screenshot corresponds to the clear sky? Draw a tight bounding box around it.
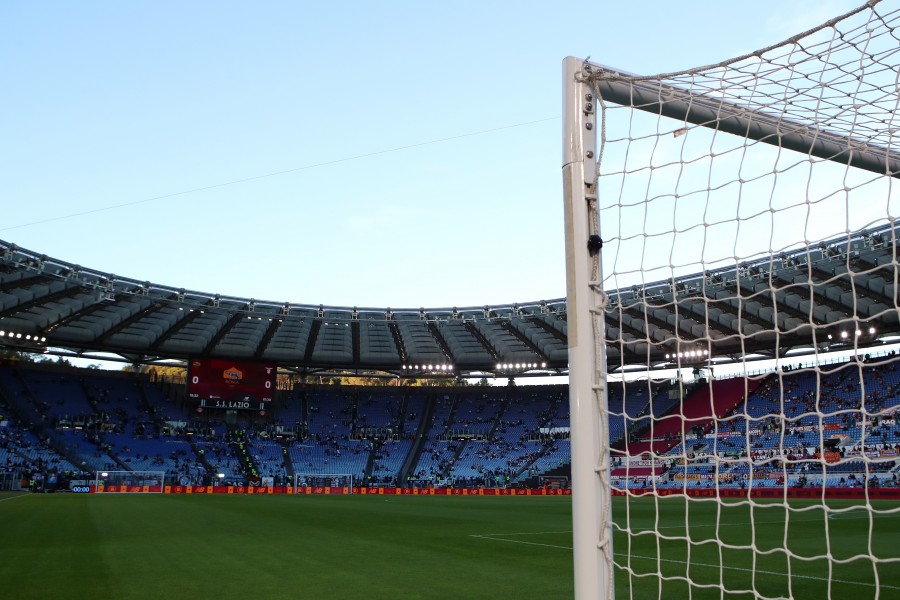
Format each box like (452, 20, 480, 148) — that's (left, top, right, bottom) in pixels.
(1, 0, 866, 311)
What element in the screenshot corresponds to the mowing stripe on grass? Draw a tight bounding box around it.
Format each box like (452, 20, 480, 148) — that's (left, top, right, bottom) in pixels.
(473, 514, 882, 538)
(469, 531, 900, 591)
(629, 514, 892, 531)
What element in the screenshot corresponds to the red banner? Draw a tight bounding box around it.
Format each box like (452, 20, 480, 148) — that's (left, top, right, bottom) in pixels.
(81, 486, 900, 499)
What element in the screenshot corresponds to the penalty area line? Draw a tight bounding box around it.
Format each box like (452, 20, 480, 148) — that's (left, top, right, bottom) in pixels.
(469, 532, 899, 590)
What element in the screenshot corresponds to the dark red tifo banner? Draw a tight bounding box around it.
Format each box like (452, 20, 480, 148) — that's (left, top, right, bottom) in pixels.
(87, 486, 899, 500)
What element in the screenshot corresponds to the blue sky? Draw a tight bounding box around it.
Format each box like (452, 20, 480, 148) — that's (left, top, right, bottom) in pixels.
(1, 0, 865, 310)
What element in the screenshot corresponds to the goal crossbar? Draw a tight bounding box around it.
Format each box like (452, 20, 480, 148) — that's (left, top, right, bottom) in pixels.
(585, 64, 900, 179)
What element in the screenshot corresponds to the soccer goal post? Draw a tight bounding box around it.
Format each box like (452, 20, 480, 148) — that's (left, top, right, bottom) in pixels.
(293, 473, 354, 493)
(563, 2, 900, 599)
(95, 470, 166, 493)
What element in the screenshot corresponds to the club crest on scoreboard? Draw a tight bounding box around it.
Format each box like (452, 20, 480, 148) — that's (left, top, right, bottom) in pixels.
(223, 366, 243, 382)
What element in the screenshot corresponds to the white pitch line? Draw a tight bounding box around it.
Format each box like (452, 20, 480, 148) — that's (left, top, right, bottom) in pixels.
(469, 534, 572, 550)
(469, 532, 900, 591)
(0, 493, 31, 504)
(474, 530, 574, 537)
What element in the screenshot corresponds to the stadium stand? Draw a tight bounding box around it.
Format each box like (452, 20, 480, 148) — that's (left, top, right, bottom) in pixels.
(0, 357, 898, 492)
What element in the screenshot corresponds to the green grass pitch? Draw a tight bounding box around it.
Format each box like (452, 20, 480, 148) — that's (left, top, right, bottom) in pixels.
(0, 491, 897, 599)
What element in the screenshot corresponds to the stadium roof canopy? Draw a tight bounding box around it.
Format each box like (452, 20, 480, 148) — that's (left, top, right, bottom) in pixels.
(0, 223, 897, 377)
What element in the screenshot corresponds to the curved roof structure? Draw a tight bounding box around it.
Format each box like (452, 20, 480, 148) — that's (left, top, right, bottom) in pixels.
(0, 223, 898, 377)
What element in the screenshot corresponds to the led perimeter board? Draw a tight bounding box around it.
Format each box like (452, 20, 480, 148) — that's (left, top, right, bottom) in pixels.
(188, 359, 275, 410)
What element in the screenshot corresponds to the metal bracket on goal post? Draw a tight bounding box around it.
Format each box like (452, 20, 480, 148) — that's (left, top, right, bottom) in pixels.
(562, 56, 613, 600)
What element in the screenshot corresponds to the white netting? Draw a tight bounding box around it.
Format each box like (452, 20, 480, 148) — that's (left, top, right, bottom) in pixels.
(573, 1, 900, 598)
(294, 473, 354, 491)
(95, 470, 165, 492)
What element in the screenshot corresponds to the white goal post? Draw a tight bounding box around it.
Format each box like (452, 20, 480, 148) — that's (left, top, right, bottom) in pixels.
(95, 470, 166, 493)
(562, 2, 900, 599)
(562, 55, 612, 600)
(293, 473, 354, 492)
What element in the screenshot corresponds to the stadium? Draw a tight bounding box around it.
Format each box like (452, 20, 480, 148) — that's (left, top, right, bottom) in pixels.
(2, 2, 900, 599)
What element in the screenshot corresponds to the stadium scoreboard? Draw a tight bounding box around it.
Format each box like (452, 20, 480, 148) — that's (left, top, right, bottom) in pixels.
(188, 359, 275, 410)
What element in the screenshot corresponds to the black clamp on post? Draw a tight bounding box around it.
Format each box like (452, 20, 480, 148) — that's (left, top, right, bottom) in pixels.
(587, 235, 603, 256)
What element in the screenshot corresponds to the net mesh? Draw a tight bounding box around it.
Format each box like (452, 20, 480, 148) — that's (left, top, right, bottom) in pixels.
(294, 473, 354, 491)
(579, 1, 900, 597)
(95, 470, 165, 492)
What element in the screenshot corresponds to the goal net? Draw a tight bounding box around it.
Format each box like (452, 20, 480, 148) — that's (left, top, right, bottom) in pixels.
(95, 470, 165, 493)
(562, 2, 900, 598)
(294, 473, 354, 493)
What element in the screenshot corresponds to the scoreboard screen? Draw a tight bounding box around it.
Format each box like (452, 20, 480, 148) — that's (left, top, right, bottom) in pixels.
(188, 359, 275, 410)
